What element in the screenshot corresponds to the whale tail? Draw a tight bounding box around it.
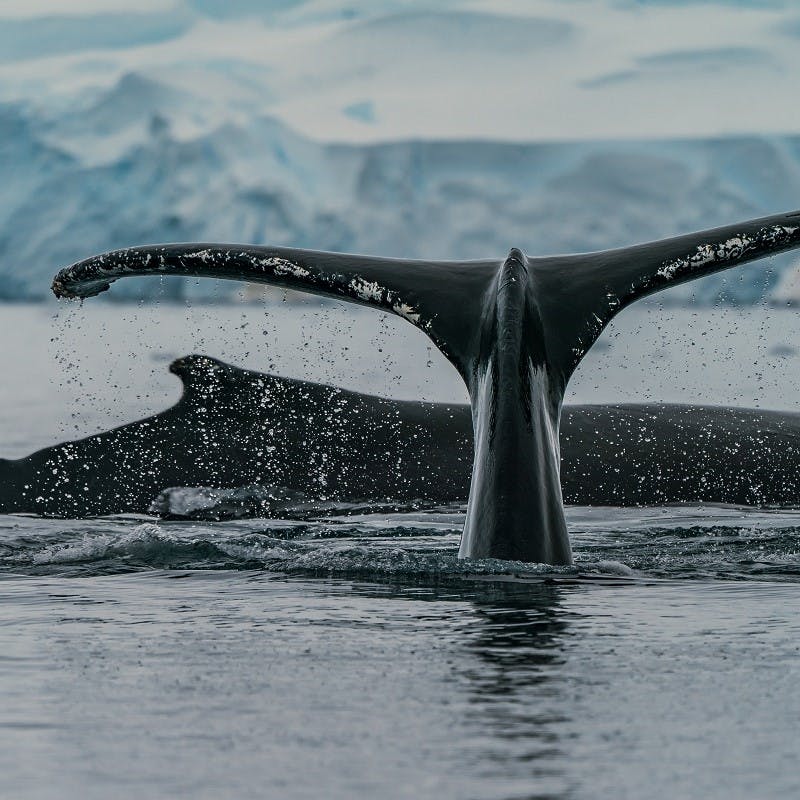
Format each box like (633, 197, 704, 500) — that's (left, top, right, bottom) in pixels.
(534, 212, 800, 382)
(52, 210, 800, 563)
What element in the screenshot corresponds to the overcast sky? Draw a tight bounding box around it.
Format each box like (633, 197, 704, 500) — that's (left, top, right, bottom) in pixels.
(0, 1, 797, 142)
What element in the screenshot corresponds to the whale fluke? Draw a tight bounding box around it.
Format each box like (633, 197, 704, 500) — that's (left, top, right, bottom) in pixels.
(51, 210, 800, 563)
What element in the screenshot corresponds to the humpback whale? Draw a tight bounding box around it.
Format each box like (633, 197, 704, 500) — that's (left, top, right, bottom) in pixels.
(51, 210, 800, 563)
(3, 355, 800, 519)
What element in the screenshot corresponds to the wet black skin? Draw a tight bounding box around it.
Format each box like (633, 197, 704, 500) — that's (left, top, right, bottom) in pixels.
(462, 251, 570, 562)
(48, 210, 800, 563)
(3, 355, 800, 522)
(0, 356, 473, 517)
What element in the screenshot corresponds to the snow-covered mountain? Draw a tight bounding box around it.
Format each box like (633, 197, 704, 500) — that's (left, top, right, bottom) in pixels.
(1, 0, 799, 302)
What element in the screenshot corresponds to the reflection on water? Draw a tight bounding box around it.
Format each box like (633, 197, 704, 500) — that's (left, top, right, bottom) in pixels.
(459, 589, 573, 799)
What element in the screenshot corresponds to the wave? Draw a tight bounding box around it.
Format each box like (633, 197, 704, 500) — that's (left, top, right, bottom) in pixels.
(2, 505, 799, 583)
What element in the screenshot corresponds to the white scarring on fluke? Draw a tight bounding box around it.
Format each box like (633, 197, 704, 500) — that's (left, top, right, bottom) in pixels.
(187, 248, 222, 265)
(185, 250, 424, 324)
(348, 276, 423, 325)
(658, 225, 799, 281)
(186, 249, 313, 279)
(253, 256, 312, 280)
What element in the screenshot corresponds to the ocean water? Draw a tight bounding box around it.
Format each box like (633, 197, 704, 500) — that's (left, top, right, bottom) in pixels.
(2, 507, 800, 800)
(2, 303, 800, 798)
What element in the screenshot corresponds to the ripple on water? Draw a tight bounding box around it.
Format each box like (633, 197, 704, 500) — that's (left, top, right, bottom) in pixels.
(1, 504, 799, 583)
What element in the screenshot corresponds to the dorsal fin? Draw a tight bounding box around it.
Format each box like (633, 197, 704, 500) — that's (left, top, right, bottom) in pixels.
(168, 353, 245, 392)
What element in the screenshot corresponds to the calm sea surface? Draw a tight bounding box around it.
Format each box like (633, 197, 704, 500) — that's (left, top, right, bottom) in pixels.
(2, 304, 799, 798)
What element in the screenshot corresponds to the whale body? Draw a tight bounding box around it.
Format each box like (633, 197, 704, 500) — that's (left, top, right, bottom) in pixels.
(50, 210, 800, 562)
(3, 354, 800, 519)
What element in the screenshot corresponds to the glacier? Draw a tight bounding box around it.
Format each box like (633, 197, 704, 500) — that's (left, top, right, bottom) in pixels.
(2, 84, 800, 303)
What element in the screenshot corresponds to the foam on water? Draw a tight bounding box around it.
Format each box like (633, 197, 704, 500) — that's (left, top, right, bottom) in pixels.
(2, 504, 798, 583)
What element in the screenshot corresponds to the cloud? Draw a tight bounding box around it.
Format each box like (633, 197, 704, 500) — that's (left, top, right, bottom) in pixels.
(0, 10, 192, 62)
(582, 47, 774, 88)
(0, 0, 180, 18)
